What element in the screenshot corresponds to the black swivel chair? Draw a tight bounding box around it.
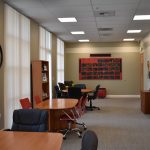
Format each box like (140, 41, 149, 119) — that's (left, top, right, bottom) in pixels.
(8, 109, 48, 132)
(74, 84, 86, 89)
(68, 87, 82, 99)
(54, 85, 62, 98)
(87, 84, 100, 111)
(81, 130, 98, 150)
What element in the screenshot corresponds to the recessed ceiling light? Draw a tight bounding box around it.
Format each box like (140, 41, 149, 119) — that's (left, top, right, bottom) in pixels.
(71, 31, 85, 34)
(58, 17, 77, 22)
(127, 30, 141, 33)
(78, 39, 89, 42)
(133, 15, 150, 20)
(123, 38, 135, 41)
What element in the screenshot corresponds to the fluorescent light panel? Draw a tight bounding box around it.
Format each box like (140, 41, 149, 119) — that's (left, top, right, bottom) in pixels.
(133, 15, 150, 20)
(127, 30, 141, 33)
(71, 31, 85, 34)
(58, 17, 77, 22)
(78, 39, 89, 42)
(123, 38, 135, 41)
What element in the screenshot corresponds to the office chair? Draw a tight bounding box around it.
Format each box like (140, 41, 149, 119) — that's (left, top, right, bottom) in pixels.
(68, 86, 82, 99)
(58, 82, 66, 91)
(20, 98, 32, 109)
(64, 80, 73, 87)
(34, 95, 42, 105)
(74, 84, 86, 89)
(10, 109, 48, 132)
(60, 88, 87, 139)
(87, 85, 100, 111)
(81, 130, 98, 150)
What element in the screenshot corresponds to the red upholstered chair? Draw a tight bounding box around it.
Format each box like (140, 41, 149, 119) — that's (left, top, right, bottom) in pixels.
(34, 96, 42, 105)
(60, 94, 87, 139)
(20, 98, 32, 109)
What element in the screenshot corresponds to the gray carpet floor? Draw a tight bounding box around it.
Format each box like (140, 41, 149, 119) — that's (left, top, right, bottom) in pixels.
(61, 98, 150, 150)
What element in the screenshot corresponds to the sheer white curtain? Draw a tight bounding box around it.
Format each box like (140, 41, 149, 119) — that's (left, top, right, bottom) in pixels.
(4, 5, 30, 128)
(57, 38, 64, 83)
(39, 27, 52, 98)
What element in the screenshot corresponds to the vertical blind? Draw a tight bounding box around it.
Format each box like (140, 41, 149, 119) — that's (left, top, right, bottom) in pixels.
(4, 5, 30, 128)
(39, 27, 52, 98)
(57, 38, 64, 83)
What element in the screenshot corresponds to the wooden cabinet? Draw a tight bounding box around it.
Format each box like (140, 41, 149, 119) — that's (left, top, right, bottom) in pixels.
(141, 90, 150, 114)
(32, 60, 49, 105)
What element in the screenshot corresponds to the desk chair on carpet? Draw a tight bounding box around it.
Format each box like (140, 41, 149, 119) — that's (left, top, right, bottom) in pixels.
(81, 130, 98, 150)
(9, 109, 48, 132)
(60, 87, 87, 139)
(87, 85, 100, 111)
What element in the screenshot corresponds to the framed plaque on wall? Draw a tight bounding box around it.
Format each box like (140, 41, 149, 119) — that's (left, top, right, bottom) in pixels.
(79, 58, 122, 80)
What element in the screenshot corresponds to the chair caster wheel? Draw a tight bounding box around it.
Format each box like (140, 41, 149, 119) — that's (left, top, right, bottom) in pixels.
(63, 136, 66, 140)
(84, 127, 87, 130)
(78, 135, 82, 138)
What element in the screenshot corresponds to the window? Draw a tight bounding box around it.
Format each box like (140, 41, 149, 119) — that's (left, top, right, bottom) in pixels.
(39, 27, 52, 98)
(57, 38, 64, 83)
(4, 5, 30, 128)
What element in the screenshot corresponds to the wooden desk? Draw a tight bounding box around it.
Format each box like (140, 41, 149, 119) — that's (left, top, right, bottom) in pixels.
(62, 88, 93, 93)
(141, 90, 150, 114)
(0, 131, 63, 150)
(36, 98, 78, 131)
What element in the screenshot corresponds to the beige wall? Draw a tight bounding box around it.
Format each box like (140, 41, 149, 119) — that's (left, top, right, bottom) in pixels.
(65, 42, 140, 95)
(30, 20, 39, 61)
(0, 0, 4, 128)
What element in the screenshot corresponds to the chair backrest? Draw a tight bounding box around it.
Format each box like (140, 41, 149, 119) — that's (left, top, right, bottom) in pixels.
(68, 87, 82, 99)
(81, 130, 98, 150)
(54, 85, 62, 98)
(74, 84, 86, 89)
(34, 96, 41, 105)
(20, 98, 32, 109)
(11, 109, 48, 132)
(58, 82, 66, 90)
(64, 80, 73, 87)
(93, 84, 100, 98)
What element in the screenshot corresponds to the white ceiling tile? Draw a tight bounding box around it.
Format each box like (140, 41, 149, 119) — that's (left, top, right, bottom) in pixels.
(4, 0, 150, 42)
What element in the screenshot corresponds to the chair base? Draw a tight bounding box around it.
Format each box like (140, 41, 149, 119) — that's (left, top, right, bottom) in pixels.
(76, 121, 87, 130)
(86, 106, 100, 111)
(86, 99, 100, 111)
(60, 122, 82, 139)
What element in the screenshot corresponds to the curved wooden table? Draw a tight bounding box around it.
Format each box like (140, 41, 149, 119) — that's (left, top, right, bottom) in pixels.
(36, 98, 78, 132)
(0, 131, 63, 150)
(62, 88, 93, 93)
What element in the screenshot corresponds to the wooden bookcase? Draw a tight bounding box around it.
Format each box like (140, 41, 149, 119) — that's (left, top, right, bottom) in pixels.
(141, 90, 150, 114)
(32, 60, 49, 104)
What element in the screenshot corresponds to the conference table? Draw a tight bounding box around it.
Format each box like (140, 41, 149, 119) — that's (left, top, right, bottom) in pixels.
(36, 98, 78, 132)
(62, 88, 93, 93)
(0, 131, 63, 150)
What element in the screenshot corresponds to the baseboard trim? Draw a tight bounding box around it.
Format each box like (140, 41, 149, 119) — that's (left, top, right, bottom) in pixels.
(106, 95, 140, 98)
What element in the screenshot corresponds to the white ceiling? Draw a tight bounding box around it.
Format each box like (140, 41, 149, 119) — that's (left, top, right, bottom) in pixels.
(4, 0, 150, 42)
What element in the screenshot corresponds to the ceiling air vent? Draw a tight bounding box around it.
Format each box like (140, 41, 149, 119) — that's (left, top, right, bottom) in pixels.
(94, 10, 115, 17)
(98, 28, 113, 31)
